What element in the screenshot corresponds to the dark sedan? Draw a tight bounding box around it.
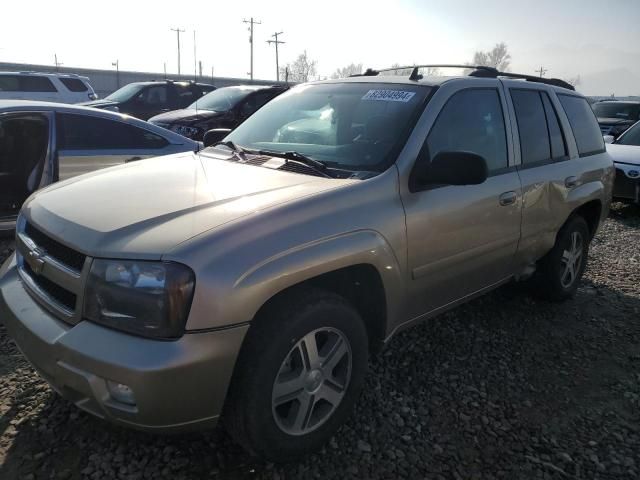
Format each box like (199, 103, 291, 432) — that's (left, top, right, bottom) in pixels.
(81, 80, 215, 121)
(148, 85, 288, 141)
(592, 101, 640, 138)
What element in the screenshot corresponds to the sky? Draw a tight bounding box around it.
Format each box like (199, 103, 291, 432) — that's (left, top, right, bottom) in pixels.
(1, 0, 639, 95)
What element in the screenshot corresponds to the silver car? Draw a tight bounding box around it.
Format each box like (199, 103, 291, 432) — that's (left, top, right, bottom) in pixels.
(0, 100, 200, 233)
(0, 66, 614, 461)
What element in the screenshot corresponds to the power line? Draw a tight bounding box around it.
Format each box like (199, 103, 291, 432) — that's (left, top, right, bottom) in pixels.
(170, 27, 185, 74)
(535, 66, 548, 78)
(267, 31, 285, 82)
(243, 17, 262, 80)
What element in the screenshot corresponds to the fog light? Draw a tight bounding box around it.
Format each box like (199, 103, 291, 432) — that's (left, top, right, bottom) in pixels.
(628, 170, 639, 178)
(106, 380, 136, 406)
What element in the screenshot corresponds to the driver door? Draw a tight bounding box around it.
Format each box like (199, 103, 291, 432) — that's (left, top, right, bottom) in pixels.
(402, 87, 522, 318)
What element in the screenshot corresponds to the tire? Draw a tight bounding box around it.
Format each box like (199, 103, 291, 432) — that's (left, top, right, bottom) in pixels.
(533, 215, 590, 301)
(223, 287, 369, 461)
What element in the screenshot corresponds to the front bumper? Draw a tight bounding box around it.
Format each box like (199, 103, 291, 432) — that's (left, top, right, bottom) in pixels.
(613, 163, 640, 203)
(0, 257, 248, 433)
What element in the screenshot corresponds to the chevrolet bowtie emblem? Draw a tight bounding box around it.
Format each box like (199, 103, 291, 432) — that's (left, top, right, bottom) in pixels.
(26, 247, 46, 275)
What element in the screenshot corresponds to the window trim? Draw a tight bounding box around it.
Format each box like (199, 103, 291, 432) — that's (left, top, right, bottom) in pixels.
(557, 93, 606, 158)
(540, 91, 569, 162)
(410, 87, 511, 193)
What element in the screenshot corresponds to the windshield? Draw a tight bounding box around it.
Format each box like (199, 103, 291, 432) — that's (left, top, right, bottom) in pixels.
(189, 87, 252, 111)
(224, 83, 430, 172)
(105, 84, 145, 102)
(616, 121, 640, 146)
(592, 103, 640, 120)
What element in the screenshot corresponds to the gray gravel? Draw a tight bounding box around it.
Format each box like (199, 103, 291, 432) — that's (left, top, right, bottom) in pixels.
(1, 203, 639, 479)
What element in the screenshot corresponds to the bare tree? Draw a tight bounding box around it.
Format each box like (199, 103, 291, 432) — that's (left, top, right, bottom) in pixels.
(280, 50, 317, 83)
(331, 63, 363, 79)
(471, 42, 511, 71)
(564, 75, 581, 87)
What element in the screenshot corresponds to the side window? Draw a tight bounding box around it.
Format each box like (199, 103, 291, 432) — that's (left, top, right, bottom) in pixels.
(426, 89, 508, 172)
(540, 92, 567, 160)
(137, 86, 167, 106)
(20, 76, 58, 93)
(175, 85, 196, 104)
(59, 78, 88, 92)
(558, 95, 605, 156)
(0, 75, 21, 92)
(510, 90, 551, 165)
(58, 114, 169, 150)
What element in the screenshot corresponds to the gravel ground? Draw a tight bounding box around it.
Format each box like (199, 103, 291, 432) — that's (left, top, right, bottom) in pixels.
(1, 203, 639, 480)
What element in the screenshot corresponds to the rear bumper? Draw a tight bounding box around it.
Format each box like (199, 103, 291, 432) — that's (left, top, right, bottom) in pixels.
(0, 259, 248, 433)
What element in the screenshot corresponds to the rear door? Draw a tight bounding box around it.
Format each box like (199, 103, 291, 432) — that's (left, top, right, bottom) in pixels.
(56, 112, 172, 180)
(502, 82, 601, 268)
(401, 84, 522, 318)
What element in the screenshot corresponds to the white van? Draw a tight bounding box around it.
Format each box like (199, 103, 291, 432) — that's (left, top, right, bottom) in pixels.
(0, 72, 98, 104)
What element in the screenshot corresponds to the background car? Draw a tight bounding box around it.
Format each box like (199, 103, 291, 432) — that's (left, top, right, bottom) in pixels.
(592, 100, 640, 138)
(604, 120, 640, 204)
(0, 100, 200, 233)
(148, 85, 288, 140)
(0, 71, 97, 103)
(80, 80, 215, 120)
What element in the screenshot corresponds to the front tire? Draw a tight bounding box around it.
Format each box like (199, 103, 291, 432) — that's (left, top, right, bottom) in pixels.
(533, 215, 590, 301)
(223, 288, 368, 461)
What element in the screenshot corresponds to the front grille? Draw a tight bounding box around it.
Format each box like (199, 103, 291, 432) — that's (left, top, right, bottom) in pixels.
(25, 222, 86, 272)
(22, 261, 77, 311)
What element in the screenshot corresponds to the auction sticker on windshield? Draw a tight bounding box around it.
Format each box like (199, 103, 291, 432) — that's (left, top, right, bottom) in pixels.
(362, 89, 416, 102)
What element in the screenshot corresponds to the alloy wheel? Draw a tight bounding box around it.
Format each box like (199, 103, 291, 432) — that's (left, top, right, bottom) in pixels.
(560, 231, 584, 288)
(271, 327, 352, 436)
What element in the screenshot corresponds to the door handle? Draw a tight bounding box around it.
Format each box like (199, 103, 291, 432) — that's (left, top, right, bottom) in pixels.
(564, 176, 578, 188)
(125, 156, 142, 163)
(499, 191, 517, 206)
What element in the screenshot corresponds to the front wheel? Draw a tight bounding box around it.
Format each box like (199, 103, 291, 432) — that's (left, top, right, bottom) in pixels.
(533, 215, 590, 300)
(223, 288, 368, 461)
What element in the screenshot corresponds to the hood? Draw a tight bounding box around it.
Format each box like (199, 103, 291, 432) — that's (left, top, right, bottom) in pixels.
(23, 152, 352, 259)
(598, 117, 636, 127)
(77, 99, 120, 109)
(149, 109, 223, 125)
(607, 143, 640, 166)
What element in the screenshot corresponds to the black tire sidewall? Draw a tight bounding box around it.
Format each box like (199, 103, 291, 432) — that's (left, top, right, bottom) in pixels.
(229, 292, 368, 460)
(541, 216, 590, 298)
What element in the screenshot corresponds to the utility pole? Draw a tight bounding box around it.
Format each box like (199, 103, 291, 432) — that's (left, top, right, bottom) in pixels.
(267, 32, 285, 81)
(163, 62, 167, 79)
(199, 61, 203, 79)
(243, 17, 261, 80)
(193, 30, 197, 81)
(535, 66, 547, 78)
(54, 53, 63, 71)
(112, 60, 120, 88)
(170, 27, 185, 74)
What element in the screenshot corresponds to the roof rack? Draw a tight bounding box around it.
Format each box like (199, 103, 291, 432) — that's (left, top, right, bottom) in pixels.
(355, 64, 575, 91)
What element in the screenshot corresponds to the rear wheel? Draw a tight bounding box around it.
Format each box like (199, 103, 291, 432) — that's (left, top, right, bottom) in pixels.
(533, 216, 590, 300)
(223, 288, 368, 461)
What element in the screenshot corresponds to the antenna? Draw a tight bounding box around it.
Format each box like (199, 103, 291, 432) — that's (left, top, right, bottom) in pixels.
(267, 32, 285, 82)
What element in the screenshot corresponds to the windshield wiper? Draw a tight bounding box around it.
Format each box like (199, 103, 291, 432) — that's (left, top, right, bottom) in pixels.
(254, 149, 335, 178)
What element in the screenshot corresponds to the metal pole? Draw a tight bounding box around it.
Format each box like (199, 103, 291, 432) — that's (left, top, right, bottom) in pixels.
(193, 30, 197, 81)
(170, 28, 185, 74)
(243, 17, 261, 80)
(112, 60, 119, 88)
(267, 32, 285, 82)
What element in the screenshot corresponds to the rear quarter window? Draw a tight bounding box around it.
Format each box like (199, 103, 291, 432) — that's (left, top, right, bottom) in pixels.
(59, 77, 88, 92)
(558, 94, 605, 157)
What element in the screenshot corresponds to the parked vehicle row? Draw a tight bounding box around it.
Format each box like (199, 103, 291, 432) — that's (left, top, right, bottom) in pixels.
(0, 65, 614, 460)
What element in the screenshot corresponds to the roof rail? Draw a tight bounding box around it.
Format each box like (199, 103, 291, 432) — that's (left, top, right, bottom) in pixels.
(356, 64, 575, 91)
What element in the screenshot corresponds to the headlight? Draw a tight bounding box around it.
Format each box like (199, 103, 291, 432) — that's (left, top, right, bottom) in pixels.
(173, 125, 201, 139)
(83, 260, 195, 339)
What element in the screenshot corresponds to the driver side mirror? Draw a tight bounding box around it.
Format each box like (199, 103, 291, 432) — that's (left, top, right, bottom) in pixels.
(415, 151, 489, 186)
(203, 128, 232, 147)
(603, 135, 615, 144)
